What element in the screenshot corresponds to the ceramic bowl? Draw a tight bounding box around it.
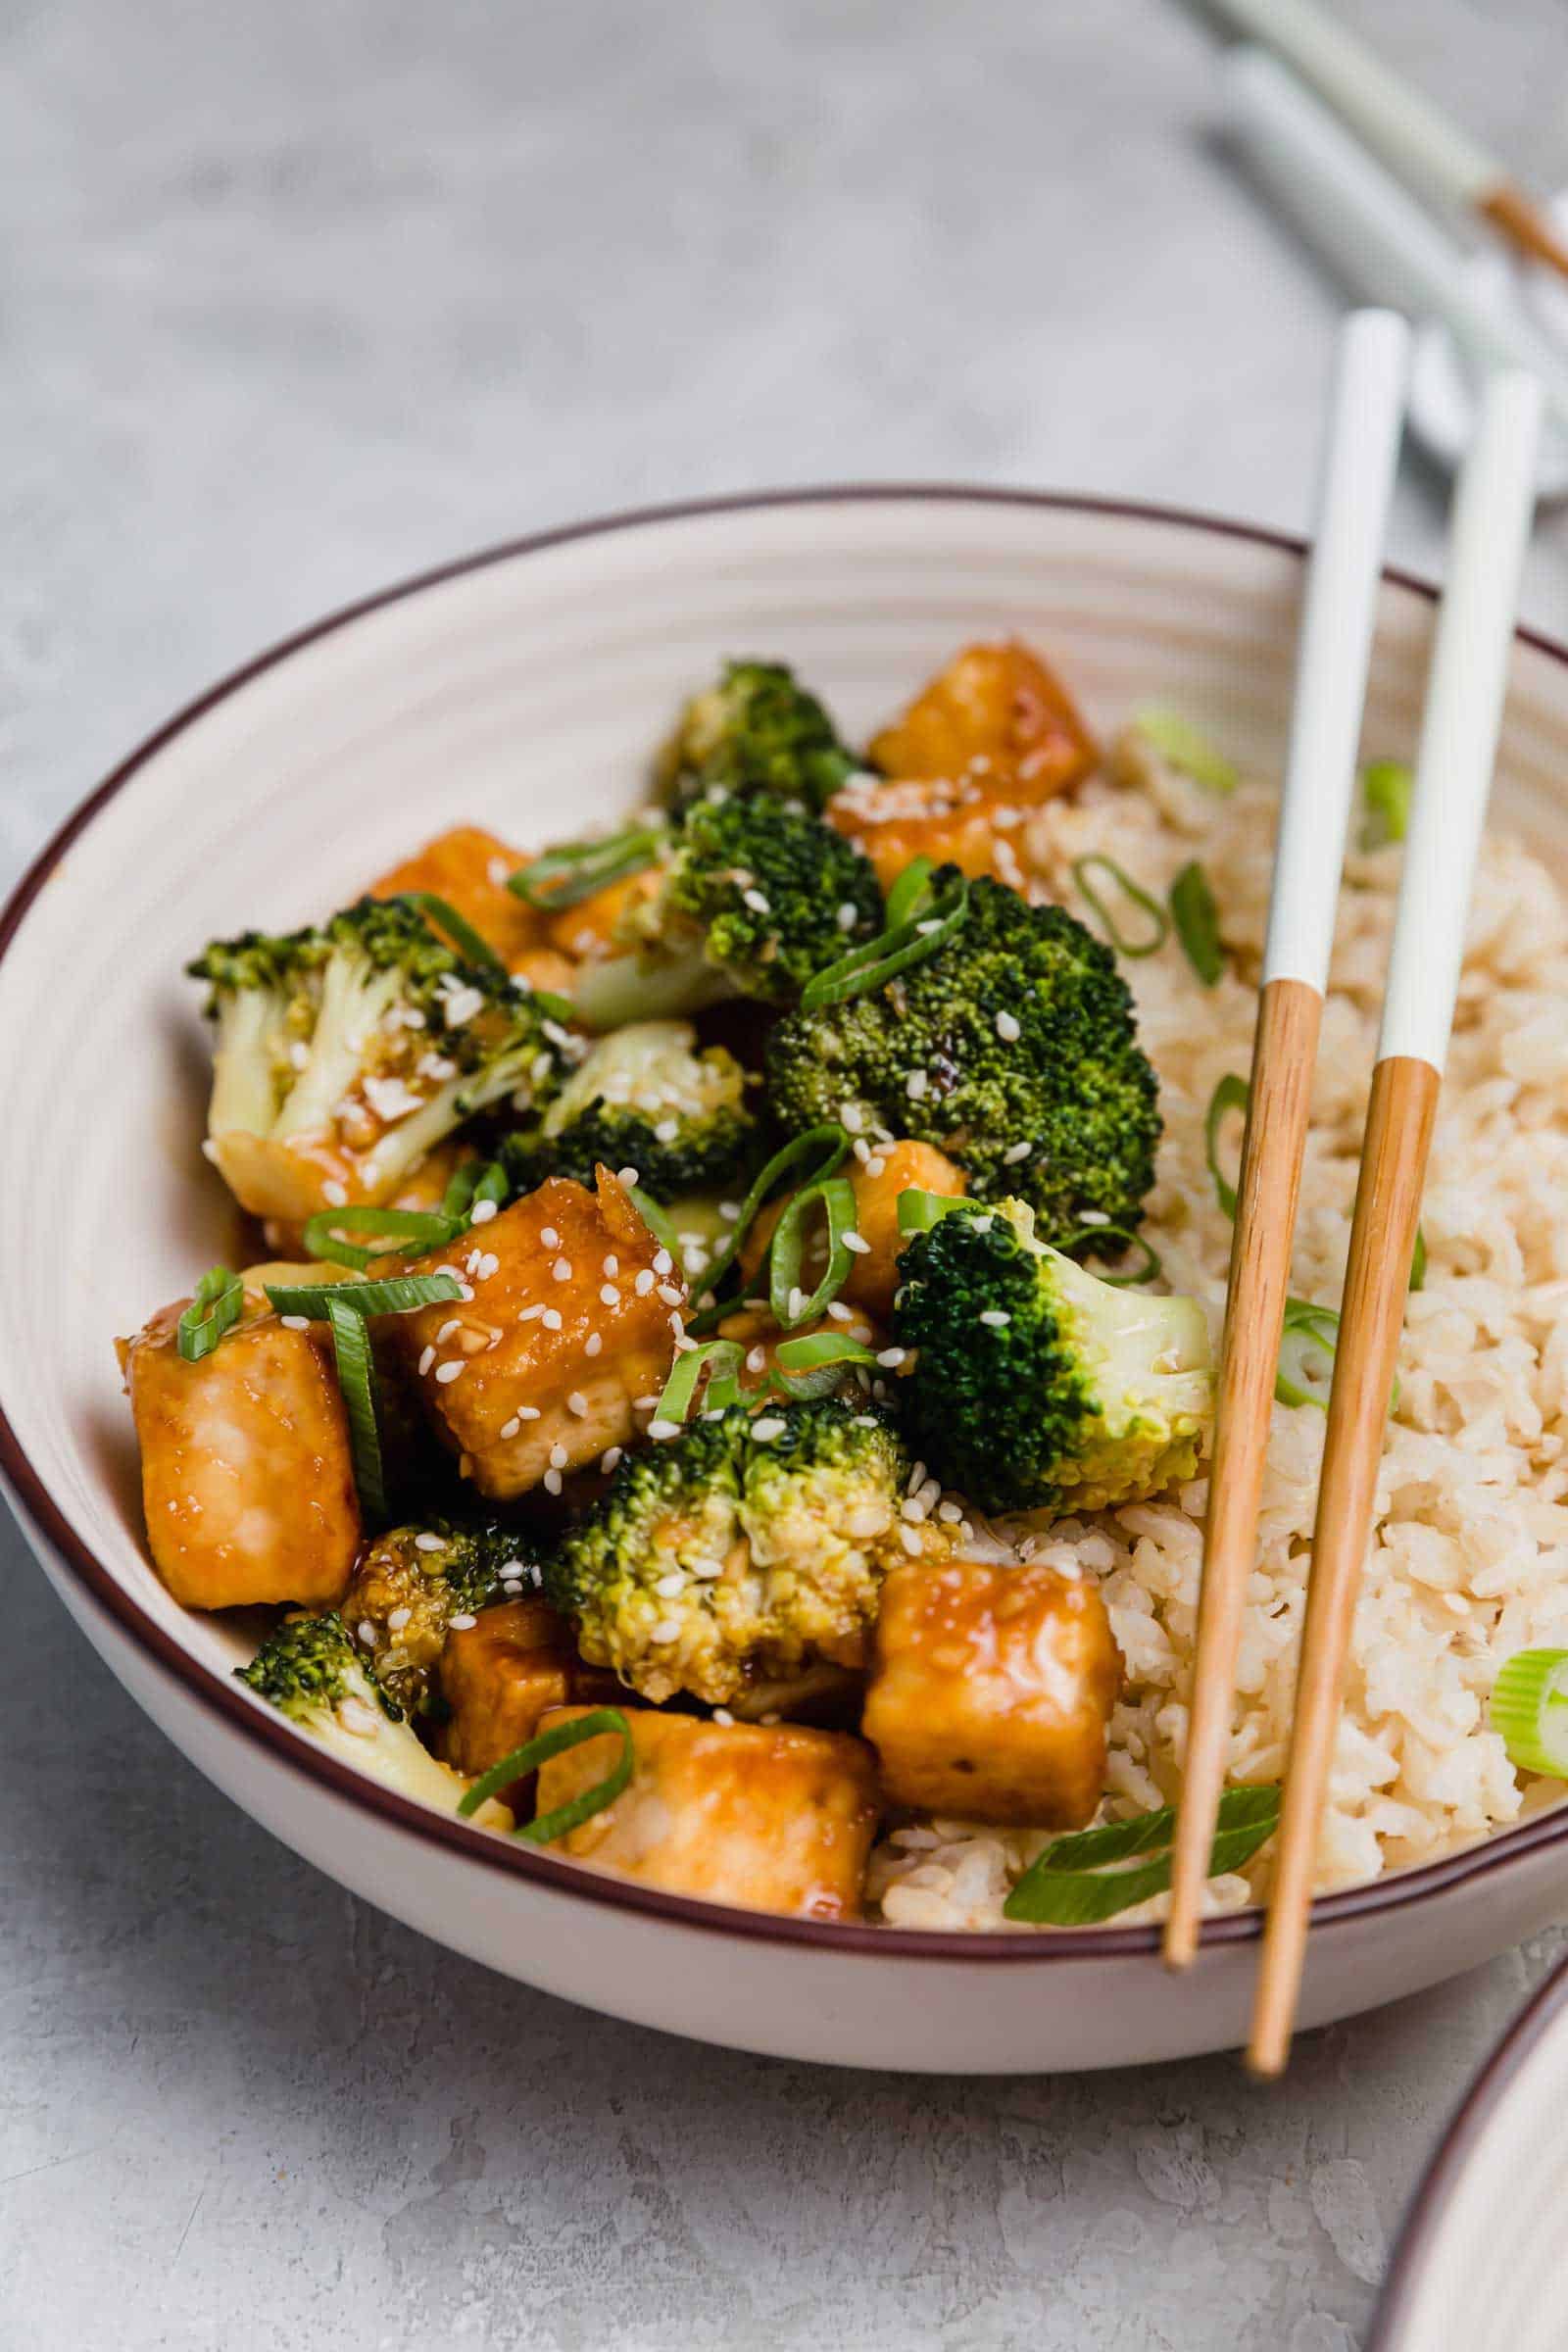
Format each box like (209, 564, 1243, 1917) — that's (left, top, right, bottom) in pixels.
(5, 488, 1567, 2073)
(1371, 1952, 1568, 2349)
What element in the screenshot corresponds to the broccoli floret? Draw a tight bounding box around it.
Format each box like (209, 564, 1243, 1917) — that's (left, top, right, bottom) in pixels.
(546, 1399, 916, 1704)
(892, 1197, 1211, 1515)
(339, 1517, 530, 1716)
(188, 896, 578, 1219)
(237, 1610, 508, 1820)
(764, 871, 1160, 1241)
(660, 660, 858, 814)
(572, 794, 883, 1031)
(501, 1020, 757, 1199)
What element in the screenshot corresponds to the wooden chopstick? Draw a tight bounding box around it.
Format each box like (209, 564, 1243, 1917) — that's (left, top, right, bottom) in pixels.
(1163, 311, 1409, 1970)
(1248, 368, 1544, 2077)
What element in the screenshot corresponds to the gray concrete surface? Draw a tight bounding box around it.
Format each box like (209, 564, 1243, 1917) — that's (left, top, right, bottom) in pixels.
(3, 2, 1567, 2344)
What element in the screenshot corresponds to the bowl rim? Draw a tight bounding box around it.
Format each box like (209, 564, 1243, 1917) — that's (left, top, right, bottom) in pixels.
(1368, 1949, 1568, 2347)
(11, 479, 1568, 1962)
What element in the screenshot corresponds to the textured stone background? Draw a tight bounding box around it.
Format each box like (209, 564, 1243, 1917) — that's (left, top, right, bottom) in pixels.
(3, 3, 1567, 2345)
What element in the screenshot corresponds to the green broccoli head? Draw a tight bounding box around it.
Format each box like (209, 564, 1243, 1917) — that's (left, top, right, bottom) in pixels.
(237, 1609, 507, 1818)
(891, 1197, 1211, 1515)
(545, 1398, 917, 1704)
(661, 660, 859, 814)
(763, 871, 1160, 1241)
(501, 1019, 757, 1199)
(339, 1517, 532, 1716)
(188, 895, 579, 1217)
(571, 794, 883, 1031)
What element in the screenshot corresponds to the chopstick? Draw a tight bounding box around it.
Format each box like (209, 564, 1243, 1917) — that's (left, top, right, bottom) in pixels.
(1163, 310, 1409, 1971)
(1248, 368, 1544, 2078)
(1204, 0, 1568, 288)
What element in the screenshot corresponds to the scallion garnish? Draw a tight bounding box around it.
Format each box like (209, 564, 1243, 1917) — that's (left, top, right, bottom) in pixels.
(653, 1340, 746, 1425)
(771, 1330, 881, 1398)
(327, 1296, 388, 1525)
(1491, 1649, 1568, 1779)
(1071, 856, 1169, 958)
(798, 872, 969, 1011)
(767, 1173, 858, 1329)
(1410, 1224, 1427, 1294)
(1170, 859, 1224, 987)
(439, 1157, 510, 1225)
(457, 1705, 636, 1842)
(1360, 760, 1413, 851)
(265, 1271, 463, 1322)
(884, 855, 938, 929)
(686, 1125, 851, 1332)
(1203, 1072, 1250, 1220)
(1003, 1784, 1281, 1925)
(1132, 707, 1238, 796)
(396, 892, 508, 975)
(1275, 1297, 1341, 1410)
(897, 1187, 970, 1237)
(301, 1203, 466, 1271)
(507, 822, 667, 911)
(176, 1265, 245, 1363)
(625, 1185, 683, 1261)
(1062, 1225, 1162, 1287)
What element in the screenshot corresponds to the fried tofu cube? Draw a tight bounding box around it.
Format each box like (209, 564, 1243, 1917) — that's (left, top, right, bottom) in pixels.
(119, 1301, 360, 1610)
(395, 1172, 683, 1500)
(863, 1557, 1121, 1828)
(843, 1140, 965, 1319)
(371, 824, 544, 973)
(865, 640, 1097, 791)
(825, 772, 1024, 894)
(534, 1707, 882, 1918)
(439, 1598, 589, 1777)
(543, 866, 662, 963)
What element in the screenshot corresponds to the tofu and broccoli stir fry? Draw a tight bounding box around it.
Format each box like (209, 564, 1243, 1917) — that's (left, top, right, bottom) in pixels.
(120, 643, 1276, 1929)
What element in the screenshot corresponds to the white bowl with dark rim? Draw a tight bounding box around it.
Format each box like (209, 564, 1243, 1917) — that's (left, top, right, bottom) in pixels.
(1371, 1951, 1568, 2349)
(6, 488, 1567, 2073)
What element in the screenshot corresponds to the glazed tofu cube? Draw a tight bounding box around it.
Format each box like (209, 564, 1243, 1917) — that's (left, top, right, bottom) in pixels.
(371, 824, 544, 973)
(395, 1172, 684, 1499)
(865, 640, 1097, 791)
(543, 866, 662, 963)
(863, 1558, 1121, 1828)
(119, 1301, 360, 1610)
(825, 772, 1025, 895)
(439, 1598, 580, 1777)
(534, 1707, 882, 1919)
(843, 1140, 966, 1319)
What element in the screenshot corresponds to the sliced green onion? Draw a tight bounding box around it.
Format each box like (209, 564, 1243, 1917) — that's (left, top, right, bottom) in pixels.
(1003, 1784, 1280, 1925)
(687, 1125, 851, 1331)
(525, 985, 580, 1026)
(265, 1271, 463, 1321)
(772, 1331, 881, 1398)
(439, 1157, 510, 1225)
(1275, 1297, 1341, 1411)
(1132, 707, 1238, 796)
(1203, 1072, 1250, 1220)
(1062, 1225, 1162, 1287)
(654, 1340, 746, 1425)
(885, 855, 937, 929)
(897, 1187, 971, 1236)
(176, 1265, 245, 1363)
(457, 1705, 636, 1842)
(1072, 856, 1169, 958)
(799, 874, 969, 1011)
(396, 892, 507, 975)
(327, 1297, 387, 1526)
(768, 1174, 858, 1329)
(1491, 1649, 1568, 1779)
(301, 1204, 465, 1271)
(625, 1185, 683, 1260)
(508, 822, 667, 910)
(1410, 1224, 1427, 1294)
(1170, 859, 1224, 987)
(1360, 760, 1413, 850)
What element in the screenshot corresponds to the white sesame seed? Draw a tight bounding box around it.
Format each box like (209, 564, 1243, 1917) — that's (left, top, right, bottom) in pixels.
(898, 1526, 923, 1555)
(553, 1257, 572, 1282)
(543, 1469, 563, 1495)
(1004, 1141, 1032, 1164)
(435, 1359, 465, 1384)
(321, 1180, 348, 1207)
(901, 1496, 928, 1523)
(599, 1283, 619, 1307)
(712, 1706, 736, 1726)
(467, 1196, 499, 1225)
(742, 888, 771, 914)
(465, 1250, 482, 1276)
(751, 1416, 786, 1442)
(836, 902, 859, 931)
(517, 1405, 541, 1421)
(386, 1605, 414, 1633)
(852, 1413, 879, 1429)
(634, 1395, 662, 1410)
(544, 1443, 567, 1471)
(979, 1309, 1010, 1328)
(540, 1226, 560, 1250)
(542, 1308, 563, 1330)
(448, 1612, 477, 1632)
(842, 1231, 869, 1254)
(864, 1154, 886, 1178)
(905, 1069, 928, 1101)
(634, 1269, 655, 1296)
(786, 1286, 806, 1322)
(499, 1415, 521, 1439)
(876, 1347, 907, 1368)
(602, 1254, 619, 1278)
(996, 1010, 1020, 1042)
(280, 1313, 310, 1331)
(518, 1303, 545, 1323)
(601, 1446, 623, 1473)
(567, 1392, 588, 1417)
(648, 1419, 681, 1441)
(658, 1282, 684, 1306)
(915, 917, 943, 936)
(718, 1200, 741, 1222)
(417, 1346, 436, 1376)
(585, 1332, 603, 1357)
(616, 1166, 639, 1188)
(435, 1318, 461, 1346)
(655, 1573, 685, 1599)
(653, 1249, 673, 1277)
(414, 1532, 447, 1552)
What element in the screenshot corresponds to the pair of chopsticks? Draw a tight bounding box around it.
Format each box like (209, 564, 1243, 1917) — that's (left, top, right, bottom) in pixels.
(1205, 0, 1568, 290)
(1160, 309, 1544, 2075)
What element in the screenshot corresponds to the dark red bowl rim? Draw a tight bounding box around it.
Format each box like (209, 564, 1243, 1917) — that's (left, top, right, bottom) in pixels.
(10, 482, 1568, 1961)
(1368, 1949, 1568, 2345)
